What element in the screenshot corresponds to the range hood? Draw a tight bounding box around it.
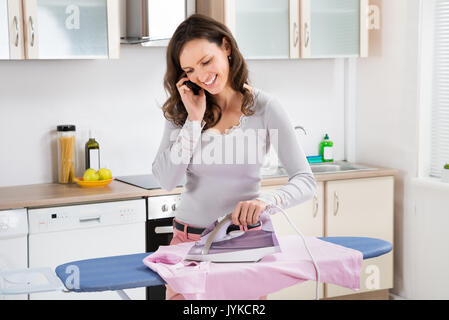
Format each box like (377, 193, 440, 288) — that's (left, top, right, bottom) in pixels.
(120, 0, 196, 45)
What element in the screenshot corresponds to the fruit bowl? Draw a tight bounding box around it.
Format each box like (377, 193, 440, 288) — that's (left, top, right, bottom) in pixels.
(74, 177, 114, 188)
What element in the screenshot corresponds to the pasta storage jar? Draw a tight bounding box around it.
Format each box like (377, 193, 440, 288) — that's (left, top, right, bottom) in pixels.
(57, 125, 76, 183)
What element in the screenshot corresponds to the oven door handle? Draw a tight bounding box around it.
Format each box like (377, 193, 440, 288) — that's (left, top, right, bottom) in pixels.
(154, 226, 173, 234)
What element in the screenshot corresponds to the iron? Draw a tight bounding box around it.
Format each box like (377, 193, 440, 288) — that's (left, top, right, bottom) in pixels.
(184, 212, 281, 263)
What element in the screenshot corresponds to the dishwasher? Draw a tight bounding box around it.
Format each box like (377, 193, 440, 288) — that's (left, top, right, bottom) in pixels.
(28, 199, 146, 300)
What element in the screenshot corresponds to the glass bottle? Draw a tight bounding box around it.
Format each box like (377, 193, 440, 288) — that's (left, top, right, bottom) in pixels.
(85, 129, 100, 171)
(57, 125, 76, 183)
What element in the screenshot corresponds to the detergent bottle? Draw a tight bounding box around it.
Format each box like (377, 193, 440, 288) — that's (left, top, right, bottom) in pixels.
(319, 133, 334, 162)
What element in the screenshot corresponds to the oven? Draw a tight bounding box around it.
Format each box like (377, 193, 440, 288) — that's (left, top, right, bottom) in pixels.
(146, 194, 181, 300)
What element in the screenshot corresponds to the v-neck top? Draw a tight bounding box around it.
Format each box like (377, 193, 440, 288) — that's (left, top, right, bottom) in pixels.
(152, 87, 317, 227)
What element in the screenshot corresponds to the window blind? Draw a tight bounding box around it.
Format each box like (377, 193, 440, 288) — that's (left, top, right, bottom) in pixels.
(431, 0, 449, 177)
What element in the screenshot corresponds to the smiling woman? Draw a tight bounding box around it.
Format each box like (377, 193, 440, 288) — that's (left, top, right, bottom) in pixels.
(161, 14, 255, 130)
(179, 39, 227, 93)
(152, 13, 317, 301)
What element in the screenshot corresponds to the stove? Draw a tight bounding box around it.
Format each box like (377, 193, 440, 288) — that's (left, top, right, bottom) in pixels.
(116, 174, 184, 300)
(115, 174, 185, 190)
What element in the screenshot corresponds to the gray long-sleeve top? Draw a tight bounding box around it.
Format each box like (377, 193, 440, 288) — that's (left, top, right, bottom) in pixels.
(152, 87, 317, 228)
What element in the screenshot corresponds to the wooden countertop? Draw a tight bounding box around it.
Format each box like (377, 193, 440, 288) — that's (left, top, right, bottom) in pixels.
(261, 164, 399, 187)
(0, 164, 398, 210)
(0, 180, 149, 210)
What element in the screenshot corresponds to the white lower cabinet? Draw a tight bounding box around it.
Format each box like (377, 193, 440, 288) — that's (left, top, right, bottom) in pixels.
(324, 176, 394, 298)
(263, 175, 394, 299)
(0, 208, 28, 300)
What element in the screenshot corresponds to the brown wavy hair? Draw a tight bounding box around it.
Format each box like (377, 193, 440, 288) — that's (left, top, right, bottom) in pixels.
(161, 14, 255, 130)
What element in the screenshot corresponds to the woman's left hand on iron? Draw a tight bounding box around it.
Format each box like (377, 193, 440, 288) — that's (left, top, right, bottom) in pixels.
(231, 199, 267, 226)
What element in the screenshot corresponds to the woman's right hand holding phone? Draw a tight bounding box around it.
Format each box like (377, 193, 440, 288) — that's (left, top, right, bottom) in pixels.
(176, 74, 206, 122)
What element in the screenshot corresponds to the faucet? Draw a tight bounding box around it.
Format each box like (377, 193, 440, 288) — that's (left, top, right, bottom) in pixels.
(271, 125, 307, 172)
(265, 125, 308, 175)
(294, 125, 307, 135)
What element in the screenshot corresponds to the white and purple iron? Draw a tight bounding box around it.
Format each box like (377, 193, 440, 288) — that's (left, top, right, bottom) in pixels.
(184, 212, 281, 263)
(184, 203, 322, 300)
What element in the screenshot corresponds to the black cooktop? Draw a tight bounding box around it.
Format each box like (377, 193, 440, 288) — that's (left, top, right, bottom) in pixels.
(115, 174, 184, 190)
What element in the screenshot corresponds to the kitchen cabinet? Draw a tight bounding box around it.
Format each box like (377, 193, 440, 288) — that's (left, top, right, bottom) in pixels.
(196, 0, 300, 59)
(264, 182, 325, 300)
(324, 176, 394, 298)
(0, 0, 119, 60)
(0, 0, 10, 59)
(263, 175, 394, 299)
(196, 0, 369, 59)
(300, 0, 368, 58)
(1, 0, 25, 59)
(0, 208, 28, 300)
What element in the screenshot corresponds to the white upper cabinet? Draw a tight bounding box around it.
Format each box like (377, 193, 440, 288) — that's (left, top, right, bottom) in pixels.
(0, 0, 9, 59)
(197, 0, 300, 59)
(232, 0, 298, 59)
(0, 0, 119, 60)
(300, 0, 368, 58)
(197, 0, 370, 59)
(1, 0, 25, 59)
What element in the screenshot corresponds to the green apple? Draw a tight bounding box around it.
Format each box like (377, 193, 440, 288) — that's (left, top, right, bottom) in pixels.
(83, 169, 100, 181)
(97, 168, 112, 180)
(445, 163, 449, 170)
(84, 168, 96, 176)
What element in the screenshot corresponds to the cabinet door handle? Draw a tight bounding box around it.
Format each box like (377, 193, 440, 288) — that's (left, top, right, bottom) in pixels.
(304, 22, 310, 48)
(312, 195, 318, 218)
(293, 22, 299, 47)
(155, 226, 173, 234)
(13, 16, 19, 47)
(28, 16, 35, 47)
(333, 191, 340, 216)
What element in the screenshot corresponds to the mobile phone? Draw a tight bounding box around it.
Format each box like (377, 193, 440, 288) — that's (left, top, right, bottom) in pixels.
(183, 80, 201, 95)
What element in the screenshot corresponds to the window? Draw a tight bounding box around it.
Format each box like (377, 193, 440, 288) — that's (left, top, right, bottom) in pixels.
(421, 0, 449, 178)
(430, 0, 449, 178)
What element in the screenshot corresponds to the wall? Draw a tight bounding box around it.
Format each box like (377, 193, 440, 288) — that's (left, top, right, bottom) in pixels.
(355, 0, 449, 299)
(355, 0, 419, 299)
(409, 178, 449, 299)
(0, 46, 345, 187)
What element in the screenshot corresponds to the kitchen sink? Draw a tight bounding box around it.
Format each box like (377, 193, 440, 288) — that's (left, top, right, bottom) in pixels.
(261, 161, 377, 178)
(310, 162, 377, 174)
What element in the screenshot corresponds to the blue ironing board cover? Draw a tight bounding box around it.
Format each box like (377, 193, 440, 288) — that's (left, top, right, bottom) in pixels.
(55, 237, 392, 293)
(319, 237, 392, 259)
(55, 253, 165, 293)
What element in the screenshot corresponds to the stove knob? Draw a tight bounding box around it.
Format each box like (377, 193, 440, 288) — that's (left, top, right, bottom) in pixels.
(171, 204, 177, 211)
(161, 204, 168, 212)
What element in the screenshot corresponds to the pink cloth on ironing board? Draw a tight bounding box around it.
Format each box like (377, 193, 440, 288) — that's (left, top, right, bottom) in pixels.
(142, 235, 363, 300)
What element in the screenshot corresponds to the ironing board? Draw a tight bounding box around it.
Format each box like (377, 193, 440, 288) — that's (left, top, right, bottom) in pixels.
(52, 237, 392, 298)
